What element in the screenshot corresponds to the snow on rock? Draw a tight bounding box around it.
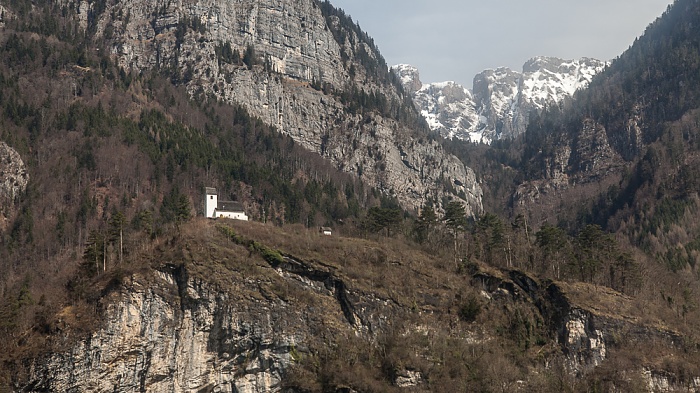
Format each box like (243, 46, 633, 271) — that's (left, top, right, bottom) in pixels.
(393, 57, 608, 144)
(391, 64, 423, 95)
(519, 57, 606, 108)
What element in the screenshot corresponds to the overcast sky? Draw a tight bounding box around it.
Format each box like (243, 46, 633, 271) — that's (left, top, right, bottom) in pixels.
(330, 0, 674, 87)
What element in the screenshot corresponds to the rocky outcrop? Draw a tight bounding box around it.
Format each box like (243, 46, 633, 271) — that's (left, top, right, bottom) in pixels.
(99, 0, 346, 86)
(472, 66, 522, 141)
(643, 369, 700, 392)
(24, 267, 300, 392)
(16, 222, 699, 392)
(0, 4, 11, 27)
(73, 0, 482, 214)
(560, 308, 607, 371)
(395, 57, 607, 143)
(0, 142, 29, 231)
(0, 142, 27, 205)
(394, 369, 425, 388)
(512, 117, 625, 210)
(391, 64, 422, 96)
(475, 269, 685, 378)
(20, 235, 404, 392)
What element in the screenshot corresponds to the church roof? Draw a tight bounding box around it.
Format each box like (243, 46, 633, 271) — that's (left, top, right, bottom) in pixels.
(216, 201, 245, 213)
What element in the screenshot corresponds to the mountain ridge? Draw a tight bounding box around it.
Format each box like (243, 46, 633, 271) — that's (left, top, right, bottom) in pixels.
(393, 57, 608, 143)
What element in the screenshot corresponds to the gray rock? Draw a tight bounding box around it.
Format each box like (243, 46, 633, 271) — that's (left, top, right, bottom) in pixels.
(85, 0, 482, 215)
(25, 269, 298, 392)
(391, 64, 423, 96)
(0, 142, 29, 231)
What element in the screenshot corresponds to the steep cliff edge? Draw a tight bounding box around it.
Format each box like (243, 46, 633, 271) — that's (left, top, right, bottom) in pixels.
(25, 267, 305, 392)
(73, 0, 482, 214)
(19, 221, 396, 392)
(474, 268, 699, 391)
(14, 220, 700, 392)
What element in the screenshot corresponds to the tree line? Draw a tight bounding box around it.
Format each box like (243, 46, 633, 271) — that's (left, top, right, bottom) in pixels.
(362, 200, 642, 295)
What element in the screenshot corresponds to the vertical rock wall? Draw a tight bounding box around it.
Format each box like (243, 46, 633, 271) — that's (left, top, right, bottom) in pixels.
(25, 269, 301, 392)
(78, 0, 483, 214)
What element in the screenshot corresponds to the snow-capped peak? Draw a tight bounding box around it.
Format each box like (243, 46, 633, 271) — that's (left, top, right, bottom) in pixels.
(390, 64, 423, 95)
(396, 57, 608, 143)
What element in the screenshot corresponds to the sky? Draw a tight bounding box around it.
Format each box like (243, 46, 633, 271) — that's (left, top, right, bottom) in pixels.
(329, 0, 675, 87)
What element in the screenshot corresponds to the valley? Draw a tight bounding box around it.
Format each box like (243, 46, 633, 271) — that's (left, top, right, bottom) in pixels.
(1, 0, 700, 391)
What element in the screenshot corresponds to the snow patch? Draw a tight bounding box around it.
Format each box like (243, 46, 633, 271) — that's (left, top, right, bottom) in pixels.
(396, 57, 608, 143)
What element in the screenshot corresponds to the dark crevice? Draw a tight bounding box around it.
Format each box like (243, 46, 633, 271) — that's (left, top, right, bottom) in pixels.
(162, 263, 190, 313)
(275, 254, 361, 328)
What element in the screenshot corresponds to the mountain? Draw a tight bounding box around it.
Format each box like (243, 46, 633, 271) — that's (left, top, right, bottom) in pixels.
(511, 0, 700, 263)
(4, 0, 700, 391)
(86, 0, 482, 215)
(393, 57, 607, 143)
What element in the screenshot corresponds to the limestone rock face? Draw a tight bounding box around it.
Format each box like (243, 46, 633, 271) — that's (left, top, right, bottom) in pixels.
(418, 81, 480, 141)
(22, 248, 406, 392)
(0, 142, 27, 205)
(77, 0, 482, 214)
(643, 369, 700, 392)
(394, 369, 425, 388)
(512, 118, 624, 212)
(20, 233, 694, 391)
(568, 119, 619, 177)
(0, 4, 12, 27)
(100, 0, 345, 86)
(477, 269, 684, 379)
(0, 142, 29, 231)
(205, 68, 483, 214)
(561, 309, 607, 371)
(472, 67, 521, 140)
(25, 269, 300, 392)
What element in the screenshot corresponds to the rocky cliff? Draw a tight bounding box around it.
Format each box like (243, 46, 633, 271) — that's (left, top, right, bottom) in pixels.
(475, 268, 698, 391)
(72, 0, 482, 214)
(511, 116, 626, 214)
(0, 4, 11, 27)
(20, 223, 399, 392)
(394, 57, 607, 143)
(0, 142, 28, 232)
(16, 220, 698, 392)
(25, 267, 300, 392)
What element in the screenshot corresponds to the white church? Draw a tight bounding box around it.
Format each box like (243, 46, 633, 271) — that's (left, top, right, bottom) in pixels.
(204, 187, 249, 221)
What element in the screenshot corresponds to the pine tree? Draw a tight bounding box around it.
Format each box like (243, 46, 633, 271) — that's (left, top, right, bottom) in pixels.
(414, 203, 437, 244)
(83, 230, 106, 276)
(161, 187, 191, 225)
(535, 224, 569, 279)
(365, 207, 402, 237)
(444, 201, 467, 268)
(109, 211, 126, 264)
(444, 201, 467, 234)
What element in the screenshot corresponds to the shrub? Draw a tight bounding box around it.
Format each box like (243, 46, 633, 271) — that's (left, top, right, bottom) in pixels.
(458, 294, 481, 322)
